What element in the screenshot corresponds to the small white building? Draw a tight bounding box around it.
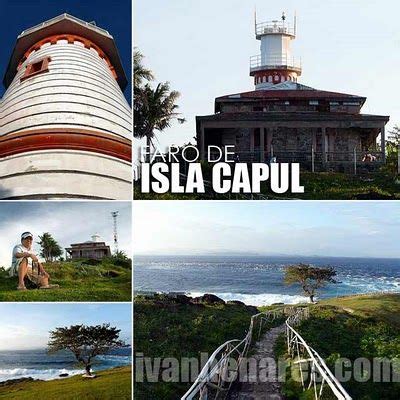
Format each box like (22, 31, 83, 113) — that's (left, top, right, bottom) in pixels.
(0, 14, 132, 199)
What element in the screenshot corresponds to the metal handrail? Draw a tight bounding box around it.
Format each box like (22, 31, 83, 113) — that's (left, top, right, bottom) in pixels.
(182, 306, 352, 400)
(181, 308, 288, 400)
(286, 308, 352, 400)
(256, 21, 295, 37)
(250, 54, 302, 71)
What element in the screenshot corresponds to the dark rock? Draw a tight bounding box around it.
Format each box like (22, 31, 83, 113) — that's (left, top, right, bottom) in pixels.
(246, 305, 259, 314)
(0, 377, 39, 387)
(227, 300, 246, 306)
(175, 294, 192, 304)
(192, 294, 225, 305)
(271, 302, 285, 306)
(59, 373, 69, 377)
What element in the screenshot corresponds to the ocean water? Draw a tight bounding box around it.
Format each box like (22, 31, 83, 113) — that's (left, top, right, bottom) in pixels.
(0, 348, 131, 382)
(134, 255, 400, 306)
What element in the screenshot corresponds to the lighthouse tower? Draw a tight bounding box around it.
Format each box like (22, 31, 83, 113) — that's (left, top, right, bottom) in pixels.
(250, 12, 302, 90)
(0, 14, 131, 199)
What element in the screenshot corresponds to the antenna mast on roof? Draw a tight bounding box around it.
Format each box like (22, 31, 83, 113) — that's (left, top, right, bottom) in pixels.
(254, 6, 257, 34)
(111, 211, 119, 253)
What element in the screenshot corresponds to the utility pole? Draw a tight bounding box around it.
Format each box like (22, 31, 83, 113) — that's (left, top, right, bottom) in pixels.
(111, 211, 119, 254)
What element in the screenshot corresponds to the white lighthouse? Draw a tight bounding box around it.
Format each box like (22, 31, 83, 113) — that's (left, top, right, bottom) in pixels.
(250, 12, 302, 89)
(0, 14, 131, 199)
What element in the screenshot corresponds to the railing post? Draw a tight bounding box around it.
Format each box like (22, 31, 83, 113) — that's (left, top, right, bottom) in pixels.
(353, 147, 357, 175)
(311, 145, 315, 173)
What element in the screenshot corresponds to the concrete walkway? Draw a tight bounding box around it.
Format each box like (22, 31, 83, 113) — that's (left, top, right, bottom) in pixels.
(228, 324, 286, 400)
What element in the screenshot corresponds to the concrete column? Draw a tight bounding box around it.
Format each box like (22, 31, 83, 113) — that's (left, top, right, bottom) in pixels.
(322, 127, 328, 163)
(381, 124, 386, 163)
(260, 128, 265, 162)
(312, 129, 317, 151)
(250, 129, 255, 156)
(200, 126, 205, 160)
(266, 128, 273, 157)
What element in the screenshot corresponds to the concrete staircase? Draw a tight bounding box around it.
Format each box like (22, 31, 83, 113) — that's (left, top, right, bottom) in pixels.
(228, 324, 286, 400)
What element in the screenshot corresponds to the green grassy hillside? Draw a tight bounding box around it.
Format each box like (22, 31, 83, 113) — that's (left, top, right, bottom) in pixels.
(0, 366, 131, 400)
(0, 259, 131, 301)
(321, 293, 400, 327)
(134, 294, 258, 399)
(275, 293, 400, 400)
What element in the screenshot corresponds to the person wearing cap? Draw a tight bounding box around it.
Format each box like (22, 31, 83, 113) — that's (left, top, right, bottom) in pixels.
(10, 232, 55, 290)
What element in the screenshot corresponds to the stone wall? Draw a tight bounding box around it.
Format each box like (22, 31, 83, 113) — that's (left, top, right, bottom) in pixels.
(214, 126, 368, 162)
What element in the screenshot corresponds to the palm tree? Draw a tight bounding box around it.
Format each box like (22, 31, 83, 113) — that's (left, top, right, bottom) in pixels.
(133, 48, 184, 154)
(37, 233, 63, 262)
(134, 82, 182, 149)
(133, 48, 153, 89)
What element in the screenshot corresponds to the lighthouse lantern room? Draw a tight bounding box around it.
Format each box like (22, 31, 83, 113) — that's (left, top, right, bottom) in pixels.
(250, 12, 302, 89)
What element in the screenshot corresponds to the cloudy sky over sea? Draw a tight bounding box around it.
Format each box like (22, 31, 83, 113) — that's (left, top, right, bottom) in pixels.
(135, 201, 400, 258)
(0, 303, 131, 351)
(0, 202, 131, 268)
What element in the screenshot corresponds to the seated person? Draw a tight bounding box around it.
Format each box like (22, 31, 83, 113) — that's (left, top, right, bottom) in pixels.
(10, 232, 58, 290)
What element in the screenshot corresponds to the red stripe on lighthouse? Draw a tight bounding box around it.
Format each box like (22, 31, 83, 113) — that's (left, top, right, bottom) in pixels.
(0, 129, 132, 162)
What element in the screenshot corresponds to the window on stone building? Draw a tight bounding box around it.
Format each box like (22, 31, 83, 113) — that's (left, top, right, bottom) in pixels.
(20, 57, 51, 82)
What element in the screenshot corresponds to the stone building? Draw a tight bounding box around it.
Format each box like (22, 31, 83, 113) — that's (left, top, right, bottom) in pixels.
(0, 14, 131, 199)
(66, 234, 111, 260)
(196, 14, 389, 171)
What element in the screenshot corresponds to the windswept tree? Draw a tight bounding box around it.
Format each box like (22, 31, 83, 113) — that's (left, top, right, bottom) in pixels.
(383, 125, 400, 176)
(48, 324, 127, 376)
(37, 232, 63, 262)
(134, 48, 185, 152)
(284, 264, 338, 303)
(388, 126, 400, 146)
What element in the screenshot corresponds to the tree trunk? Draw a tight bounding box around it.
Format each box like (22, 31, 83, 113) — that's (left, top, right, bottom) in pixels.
(146, 135, 151, 162)
(85, 364, 92, 376)
(310, 294, 315, 303)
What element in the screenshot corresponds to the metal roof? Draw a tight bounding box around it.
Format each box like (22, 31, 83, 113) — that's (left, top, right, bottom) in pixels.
(3, 13, 127, 90)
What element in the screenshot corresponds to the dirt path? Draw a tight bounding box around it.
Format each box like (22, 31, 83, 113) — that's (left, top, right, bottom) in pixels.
(228, 324, 286, 400)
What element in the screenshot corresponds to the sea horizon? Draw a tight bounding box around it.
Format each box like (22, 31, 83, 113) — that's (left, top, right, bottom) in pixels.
(135, 254, 400, 306)
(0, 348, 132, 383)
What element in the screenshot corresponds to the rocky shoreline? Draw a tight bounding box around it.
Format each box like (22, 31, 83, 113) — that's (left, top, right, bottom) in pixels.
(136, 291, 260, 313)
(0, 377, 41, 387)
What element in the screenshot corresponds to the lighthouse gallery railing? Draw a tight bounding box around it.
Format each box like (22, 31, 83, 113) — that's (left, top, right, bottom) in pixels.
(181, 307, 352, 400)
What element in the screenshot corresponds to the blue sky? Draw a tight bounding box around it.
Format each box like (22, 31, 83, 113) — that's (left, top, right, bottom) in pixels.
(0, 303, 131, 350)
(0, 0, 131, 103)
(134, 0, 400, 152)
(0, 202, 131, 267)
(134, 201, 400, 258)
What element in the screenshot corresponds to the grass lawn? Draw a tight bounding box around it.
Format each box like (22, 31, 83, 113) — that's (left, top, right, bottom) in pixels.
(0, 366, 131, 400)
(321, 293, 400, 328)
(0, 260, 131, 302)
(266, 172, 400, 200)
(275, 293, 400, 400)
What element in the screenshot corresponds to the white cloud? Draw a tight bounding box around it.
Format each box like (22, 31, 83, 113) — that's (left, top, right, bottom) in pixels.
(0, 203, 131, 268)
